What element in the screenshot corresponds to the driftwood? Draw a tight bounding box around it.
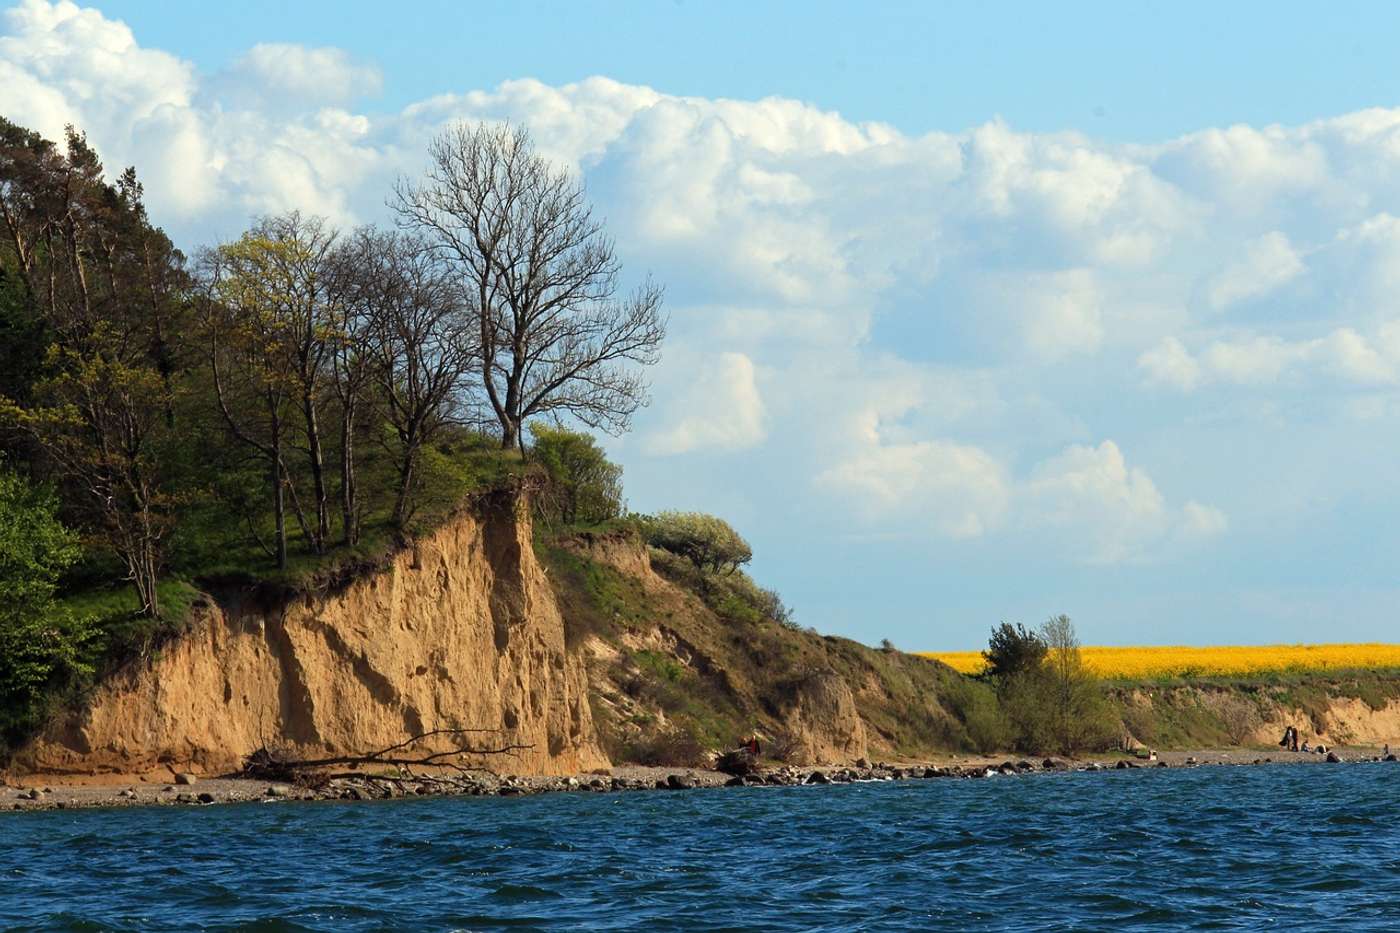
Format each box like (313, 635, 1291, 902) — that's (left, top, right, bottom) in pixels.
(242, 728, 533, 785)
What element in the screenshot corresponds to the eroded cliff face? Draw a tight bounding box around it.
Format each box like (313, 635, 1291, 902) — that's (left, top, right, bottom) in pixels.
(17, 495, 607, 778)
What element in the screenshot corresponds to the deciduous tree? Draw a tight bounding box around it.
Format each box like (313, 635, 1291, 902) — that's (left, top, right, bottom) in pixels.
(394, 123, 666, 449)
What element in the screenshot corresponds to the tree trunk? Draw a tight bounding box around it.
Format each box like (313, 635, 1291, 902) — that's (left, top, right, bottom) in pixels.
(339, 401, 357, 547)
(304, 394, 328, 554)
(392, 449, 416, 529)
(270, 426, 287, 571)
(500, 419, 518, 450)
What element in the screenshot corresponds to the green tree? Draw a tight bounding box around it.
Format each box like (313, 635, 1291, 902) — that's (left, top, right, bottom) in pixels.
(0, 465, 97, 743)
(529, 424, 624, 526)
(201, 214, 343, 561)
(0, 123, 188, 616)
(983, 622, 1047, 680)
(641, 511, 752, 574)
(1039, 614, 1114, 756)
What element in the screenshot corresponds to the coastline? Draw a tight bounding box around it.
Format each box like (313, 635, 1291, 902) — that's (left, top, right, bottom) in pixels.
(4, 746, 1394, 814)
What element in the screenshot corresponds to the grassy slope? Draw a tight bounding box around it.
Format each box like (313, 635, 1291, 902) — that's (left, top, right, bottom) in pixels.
(539, 528, 1400, 760)
(1107, 670, 1400, 748)
(538, 526, 969, 763)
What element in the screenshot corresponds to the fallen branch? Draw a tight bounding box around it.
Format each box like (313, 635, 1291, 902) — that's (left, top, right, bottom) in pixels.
(242, 728, 533, 782)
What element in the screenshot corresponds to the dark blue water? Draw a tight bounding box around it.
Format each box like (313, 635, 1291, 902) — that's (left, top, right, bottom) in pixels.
(4, 764, 1399, 931)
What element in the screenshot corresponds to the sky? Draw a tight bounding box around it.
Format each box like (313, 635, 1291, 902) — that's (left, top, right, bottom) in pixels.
(4, 1, 1400, 649)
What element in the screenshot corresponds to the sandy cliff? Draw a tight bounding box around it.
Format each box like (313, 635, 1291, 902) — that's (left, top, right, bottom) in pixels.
(15, 493, 606, 778)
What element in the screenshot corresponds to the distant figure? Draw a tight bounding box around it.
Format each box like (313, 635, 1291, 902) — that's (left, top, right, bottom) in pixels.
(1280, 726, 1299, 752)
(1291, 729, 1299, 752)
(1301, 740, 1311, 753)
(743, 735, 760, 756)
(1385, 743, 1391, 758)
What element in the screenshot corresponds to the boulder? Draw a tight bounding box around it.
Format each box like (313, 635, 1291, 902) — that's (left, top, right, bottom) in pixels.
(173, 773, 198, 786)
(666, 774, 695, 790)
(197, 792, 215, 804)
(1326, 752, 1342, 763)
(715, 748, 759, 777)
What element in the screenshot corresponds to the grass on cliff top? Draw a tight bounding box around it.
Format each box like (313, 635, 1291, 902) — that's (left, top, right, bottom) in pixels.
(539, 528, 971, 762)
(184, 439, 530, 591)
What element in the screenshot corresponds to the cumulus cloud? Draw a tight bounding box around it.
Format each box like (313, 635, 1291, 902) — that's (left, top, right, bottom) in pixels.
(815, 438, 1010, 539)
(216, 43, 383, 110)
(1139, 336, 1202, 390)
(644, 352, 766, 455)
(29, 0, 1400, 567)
(1205, 231, 1305, 311)
(1023, 441, 1225, 564)
(1140, 325, 1400, 391)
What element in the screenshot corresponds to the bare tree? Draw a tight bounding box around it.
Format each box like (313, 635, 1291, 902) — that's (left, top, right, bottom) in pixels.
(1040, 614, 1112, 756)
(394, 122, 666, 449)
(342, 228, 474, 526)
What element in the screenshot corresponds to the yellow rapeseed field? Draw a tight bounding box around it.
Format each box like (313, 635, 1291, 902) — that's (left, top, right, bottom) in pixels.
(922, 643, 1400, 679)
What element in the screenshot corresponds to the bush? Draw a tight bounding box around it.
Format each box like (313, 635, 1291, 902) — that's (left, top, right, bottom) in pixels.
(640, 511, 752, 574)
(947, 678, 1009, 754)
(622, 721, 709, 767)
(528, 424, 624, 527)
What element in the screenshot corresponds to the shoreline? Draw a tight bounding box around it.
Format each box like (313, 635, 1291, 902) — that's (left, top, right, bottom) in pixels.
(4, 746, 1395, 814)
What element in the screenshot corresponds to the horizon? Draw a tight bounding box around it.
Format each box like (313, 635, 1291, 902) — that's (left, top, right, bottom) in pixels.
(5, 1, 1400, 649)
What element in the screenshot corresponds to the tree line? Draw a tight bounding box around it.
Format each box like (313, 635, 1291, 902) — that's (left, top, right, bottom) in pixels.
(0, 117, 666, 619)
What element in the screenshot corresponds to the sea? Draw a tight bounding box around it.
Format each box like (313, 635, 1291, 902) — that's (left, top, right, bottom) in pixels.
(3, 762, 1398, 931)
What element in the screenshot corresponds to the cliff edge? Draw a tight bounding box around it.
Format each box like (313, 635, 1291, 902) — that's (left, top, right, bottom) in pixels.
(14, 493, 606, 778)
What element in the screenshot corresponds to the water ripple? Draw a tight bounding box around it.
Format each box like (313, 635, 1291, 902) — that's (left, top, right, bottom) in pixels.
(3, 765, 1400, 930)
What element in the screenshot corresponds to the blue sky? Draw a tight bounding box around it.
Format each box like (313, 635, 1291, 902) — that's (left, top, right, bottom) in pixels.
(5, 1, 1400, 648)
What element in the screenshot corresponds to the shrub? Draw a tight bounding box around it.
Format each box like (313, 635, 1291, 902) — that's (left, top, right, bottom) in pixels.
(622, 721, 709, 767)
(528, 424, 624, 527)
(640, 511, 752, 574)
(946, 678, 1009, 754)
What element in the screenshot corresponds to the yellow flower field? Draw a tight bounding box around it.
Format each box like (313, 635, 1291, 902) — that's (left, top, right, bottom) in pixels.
(922, 643, 1400, 679)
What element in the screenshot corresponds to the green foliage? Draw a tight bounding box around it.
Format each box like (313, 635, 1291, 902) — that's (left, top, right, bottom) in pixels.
(945, 677, 1010, 754)
(538, 541, 655, 647)
(983, 622, 1047, 680)
(0, 466, 99, 744)
(528, 424, 624, 528)
(640, 510, 752, 574)
(976, 616, 1117, 755)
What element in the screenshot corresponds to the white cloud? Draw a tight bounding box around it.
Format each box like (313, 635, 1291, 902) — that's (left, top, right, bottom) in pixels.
(1205, 231, 1305, 311)
(645, 352, 766, 455)
(29, 0, 1400, 570)
(1023, 441, 1225, 564)
(1181, 501, 1229, 538)
(815, 439, 1010, 539)
(1141, 325, 1400, 392)
(218, 43, 382, 109)
(1139, 337, 1202, 390)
